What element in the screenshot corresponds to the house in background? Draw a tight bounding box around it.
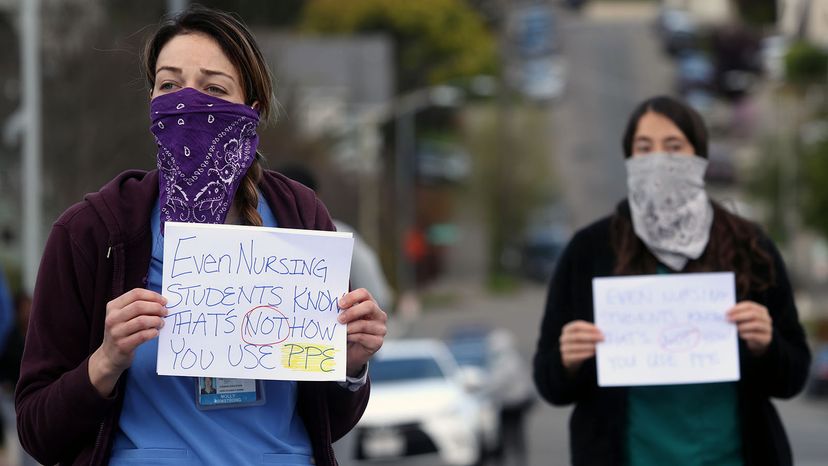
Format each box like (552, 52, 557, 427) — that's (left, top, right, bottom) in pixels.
(779, 0, 828, 47)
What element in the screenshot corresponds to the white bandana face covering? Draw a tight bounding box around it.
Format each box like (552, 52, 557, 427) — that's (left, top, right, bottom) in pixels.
(626, 152, 713, 271)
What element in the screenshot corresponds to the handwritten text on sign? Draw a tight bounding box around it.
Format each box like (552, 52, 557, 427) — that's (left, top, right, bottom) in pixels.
(593, 272, 739, 387)
(157, 222, 354, 381)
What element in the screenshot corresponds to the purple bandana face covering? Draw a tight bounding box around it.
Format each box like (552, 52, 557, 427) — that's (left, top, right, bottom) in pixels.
(151, 87, 260, 231)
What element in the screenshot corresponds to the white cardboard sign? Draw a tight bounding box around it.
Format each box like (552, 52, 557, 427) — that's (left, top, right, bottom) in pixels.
(157, 221, 354, 381)
(593, 272, 740, 387)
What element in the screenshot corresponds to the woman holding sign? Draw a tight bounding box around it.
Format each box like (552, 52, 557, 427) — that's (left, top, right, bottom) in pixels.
(533, 95, 810, 466)
(15, 6, 386, 466)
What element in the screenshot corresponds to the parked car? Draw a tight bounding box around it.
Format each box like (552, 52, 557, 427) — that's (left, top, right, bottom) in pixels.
(519, 203, 571, 282)
(760, 34, 789, 81)
(521, 223, 568, 282)
(676, 50, 714, 96)
(445, 327, 536, 459)
(710, 26, 762, 100)
(520, 56, 567, 102)
(561, 0, 588, 11)
(511, 4, 559, 58)
(655, 8, 699, 56)
(808, 344, 828, 398)
(349, 339, 493, 465)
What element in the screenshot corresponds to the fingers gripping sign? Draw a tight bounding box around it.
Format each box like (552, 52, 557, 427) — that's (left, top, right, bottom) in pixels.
(727, 301, 773, 356)
(560, 320, 605, 372)
(89, 288, 168, 396)
(338, 288, 387, 378)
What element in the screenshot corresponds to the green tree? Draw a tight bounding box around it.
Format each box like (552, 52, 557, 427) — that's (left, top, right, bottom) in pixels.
(802, 138, 828, 238)
(746, 137, 788, 242)
(749, 122, 828, 243)
(734, 0, 776, 26)
(785, 41, 828, 86)
(299, 0, 497, 92)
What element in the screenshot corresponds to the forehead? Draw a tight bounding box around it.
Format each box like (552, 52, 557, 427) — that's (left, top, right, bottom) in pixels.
(634, 111, 686, 138)
(155, 31, 239, 77)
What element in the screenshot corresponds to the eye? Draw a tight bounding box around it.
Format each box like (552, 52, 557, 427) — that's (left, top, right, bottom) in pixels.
(634, 142, 652, 154)
(206, 85, 227, 95)
(158, 82, 178, 91)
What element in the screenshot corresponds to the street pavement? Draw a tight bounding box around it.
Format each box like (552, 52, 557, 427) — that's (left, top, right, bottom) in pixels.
(550, 3, 673, 230)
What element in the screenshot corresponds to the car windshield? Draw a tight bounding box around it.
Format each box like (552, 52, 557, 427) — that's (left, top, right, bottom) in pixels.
(371, 356, 446, 383)
(447, 340, 488, 369)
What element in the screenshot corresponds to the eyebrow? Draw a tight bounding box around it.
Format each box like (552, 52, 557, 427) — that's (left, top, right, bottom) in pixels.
(154, 66, 236, 84)
(201, 68, 236, 83)
(155, 65, 182, 76)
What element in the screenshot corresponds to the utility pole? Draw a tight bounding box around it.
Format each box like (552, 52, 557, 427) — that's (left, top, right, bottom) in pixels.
(391, 87, 463, 293)
(493, 0, 515, 279)
(21, 0, 42, 295)
(395, 109, 416, 293)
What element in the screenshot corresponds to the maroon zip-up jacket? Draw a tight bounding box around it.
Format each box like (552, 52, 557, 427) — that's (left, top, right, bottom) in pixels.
(15, 169, 369, 465)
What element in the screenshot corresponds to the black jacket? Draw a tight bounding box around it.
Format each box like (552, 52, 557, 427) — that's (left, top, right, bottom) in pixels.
(533, 204, 811, 466)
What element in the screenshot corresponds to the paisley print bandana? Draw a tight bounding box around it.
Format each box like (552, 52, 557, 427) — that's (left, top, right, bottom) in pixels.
(151, 87, 260, 232)
(626, 152, 714, 271)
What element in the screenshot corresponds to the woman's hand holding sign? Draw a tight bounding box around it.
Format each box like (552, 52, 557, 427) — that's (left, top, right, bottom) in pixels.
(89, 288, 168, 396)
(727, 300, 773, 356)
(338, 288, 387, 378)
(560, 320, 604, 373)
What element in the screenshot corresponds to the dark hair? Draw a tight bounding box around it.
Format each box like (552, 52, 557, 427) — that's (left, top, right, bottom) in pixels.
(621, 95, 708, 158)
(142, 5, 275, 227)
(612, 96, 774, 296)
(142, 5, 275, 122)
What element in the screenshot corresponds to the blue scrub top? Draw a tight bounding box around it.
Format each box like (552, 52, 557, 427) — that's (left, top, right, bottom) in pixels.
(111, 196, 314, 466)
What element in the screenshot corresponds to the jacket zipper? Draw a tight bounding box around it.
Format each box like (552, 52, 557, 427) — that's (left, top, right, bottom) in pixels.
(92, 421, 105, 464)
(91, 242, 120, 465)
(91, 245, 114, 464)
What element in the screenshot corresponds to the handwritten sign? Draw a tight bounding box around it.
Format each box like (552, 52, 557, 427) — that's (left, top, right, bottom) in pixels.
(593, 272, 739, 387)
(157, 221, 354, 381)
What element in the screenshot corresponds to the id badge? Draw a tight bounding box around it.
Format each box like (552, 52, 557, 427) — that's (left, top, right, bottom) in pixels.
(195, 377, 266, 410)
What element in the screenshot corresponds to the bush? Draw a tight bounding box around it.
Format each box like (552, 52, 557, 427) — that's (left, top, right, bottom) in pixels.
(785, 41, 828, 85)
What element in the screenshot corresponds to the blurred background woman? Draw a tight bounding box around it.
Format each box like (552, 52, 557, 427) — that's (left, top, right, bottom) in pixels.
(533, 95, 811, 466)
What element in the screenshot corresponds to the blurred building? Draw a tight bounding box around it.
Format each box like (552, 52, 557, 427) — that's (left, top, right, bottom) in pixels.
(257, 34, 394, 139)
(662, 0, 735, 27)
(779, 0, 828, 47)
(256, 34, 394, 249)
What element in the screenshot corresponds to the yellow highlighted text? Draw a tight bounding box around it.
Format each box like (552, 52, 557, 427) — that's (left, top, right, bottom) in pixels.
(281, 343, 337, 373)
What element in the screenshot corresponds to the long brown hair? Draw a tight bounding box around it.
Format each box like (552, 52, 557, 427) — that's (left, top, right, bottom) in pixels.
(613, 96, 775, 296)
(142, 5, 275, 226)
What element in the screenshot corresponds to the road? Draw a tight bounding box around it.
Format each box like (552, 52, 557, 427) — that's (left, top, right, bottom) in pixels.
(551, 4, 673, 230)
